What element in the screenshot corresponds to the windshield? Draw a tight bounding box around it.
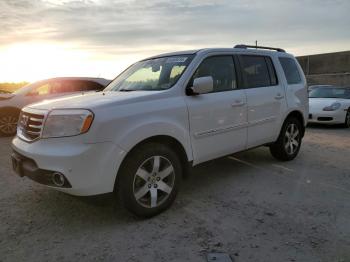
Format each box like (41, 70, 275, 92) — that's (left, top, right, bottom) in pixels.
(105, 55, 194, 92)
(309, 87, 350, 99)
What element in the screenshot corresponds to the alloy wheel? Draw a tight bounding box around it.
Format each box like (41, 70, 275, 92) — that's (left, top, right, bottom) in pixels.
(346, 111, 350, 127)
(0, 115, 18, 135)
(133, 156, 175, 209)
(284, 123, 300, 155)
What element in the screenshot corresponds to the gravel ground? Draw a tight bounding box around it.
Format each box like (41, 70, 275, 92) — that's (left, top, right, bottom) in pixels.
(0, 126, 350, 262)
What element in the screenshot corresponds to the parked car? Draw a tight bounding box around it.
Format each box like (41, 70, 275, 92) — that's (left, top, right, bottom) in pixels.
(11, 45, 308, 217)
(308, 86, 350, 127)
(308, 84, 333, 92)
(0, 77, 111, 136)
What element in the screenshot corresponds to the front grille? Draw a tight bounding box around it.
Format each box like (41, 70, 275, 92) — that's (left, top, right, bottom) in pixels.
(18, 109, 46, 142)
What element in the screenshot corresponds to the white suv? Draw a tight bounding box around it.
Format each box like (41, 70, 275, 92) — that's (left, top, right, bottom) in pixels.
(11, 45, 308, 217)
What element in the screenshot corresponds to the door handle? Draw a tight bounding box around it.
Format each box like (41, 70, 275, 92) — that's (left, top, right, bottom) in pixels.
(275, 94, 284, 100)
(231, 100, 246, 107)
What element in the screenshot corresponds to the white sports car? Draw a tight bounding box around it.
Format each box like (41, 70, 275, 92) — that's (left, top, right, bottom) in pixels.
(308, 86, 350, 127)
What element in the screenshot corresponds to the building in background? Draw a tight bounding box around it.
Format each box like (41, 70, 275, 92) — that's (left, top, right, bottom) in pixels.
(297, 51, 350, 87)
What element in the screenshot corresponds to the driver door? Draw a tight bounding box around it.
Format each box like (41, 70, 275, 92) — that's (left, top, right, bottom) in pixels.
(185, 55, 248, 164)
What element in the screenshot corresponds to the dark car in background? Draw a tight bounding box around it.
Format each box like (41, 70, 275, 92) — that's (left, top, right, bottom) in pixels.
(0, 77, 111, 136)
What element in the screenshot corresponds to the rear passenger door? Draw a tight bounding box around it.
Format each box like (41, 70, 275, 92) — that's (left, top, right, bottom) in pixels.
(238, 55, 287, 148)
(186, 55, 248, 164)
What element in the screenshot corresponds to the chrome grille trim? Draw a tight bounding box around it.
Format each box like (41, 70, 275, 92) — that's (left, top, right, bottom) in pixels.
(28, 124, 42, 129)
(30, 118, 43, 123)
(26, 130, 41, 135)
(17, 108, 48, 142)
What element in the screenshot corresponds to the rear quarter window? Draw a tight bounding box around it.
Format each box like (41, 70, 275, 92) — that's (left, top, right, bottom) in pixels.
(279, 57, 302, 85)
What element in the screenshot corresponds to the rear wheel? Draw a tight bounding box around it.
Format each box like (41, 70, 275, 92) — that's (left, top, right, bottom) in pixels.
(117, 143, 182, 217)
(345, 109, 350, 128)
(270, 117, 302, 161)
(0, 112, 19, 136)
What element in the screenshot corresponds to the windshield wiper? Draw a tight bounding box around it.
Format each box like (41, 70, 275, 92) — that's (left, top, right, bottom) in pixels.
(119, 89, 137, 92)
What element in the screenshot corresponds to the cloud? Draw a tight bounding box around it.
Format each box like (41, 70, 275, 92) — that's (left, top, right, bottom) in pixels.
(1, 0, 350, 56)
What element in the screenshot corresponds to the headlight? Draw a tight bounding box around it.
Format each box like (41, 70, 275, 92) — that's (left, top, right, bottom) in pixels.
(42, 109, 94, 138)
(323, 102, 341, 111)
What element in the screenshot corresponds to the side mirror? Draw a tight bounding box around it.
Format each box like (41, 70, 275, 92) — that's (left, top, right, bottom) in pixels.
(188, 76, 213, 95)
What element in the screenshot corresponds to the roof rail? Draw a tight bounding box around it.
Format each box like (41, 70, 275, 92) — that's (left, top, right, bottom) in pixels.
(234, 44, 286, 53)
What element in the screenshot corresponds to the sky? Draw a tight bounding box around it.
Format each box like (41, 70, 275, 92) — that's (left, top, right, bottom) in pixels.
(0, 0, 349, 82)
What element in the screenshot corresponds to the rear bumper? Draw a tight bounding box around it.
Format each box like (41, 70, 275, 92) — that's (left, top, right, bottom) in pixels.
(11, 137, 126, 196)
(308, 109, 346, 124)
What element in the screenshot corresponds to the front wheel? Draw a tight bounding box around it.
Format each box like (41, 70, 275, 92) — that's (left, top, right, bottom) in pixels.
(270, 117, 303, 161)
(0, 112, 19, 136)
(117, 143, 182, 217)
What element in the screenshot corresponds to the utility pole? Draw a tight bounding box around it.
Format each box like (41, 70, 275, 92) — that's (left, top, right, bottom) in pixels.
(255, 40, 258, 48)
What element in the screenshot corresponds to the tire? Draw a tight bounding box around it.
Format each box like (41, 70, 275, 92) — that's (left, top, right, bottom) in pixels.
(0, 111, 19, 137)
(270, 117, 303, 161)
(344, 109, 350, 128)
(117, 142, 182, 217)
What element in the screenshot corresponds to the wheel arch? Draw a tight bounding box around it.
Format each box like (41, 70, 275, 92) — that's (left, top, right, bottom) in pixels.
(114, 134, 192, 191)
(129, 135, 190, 165)
(282, 110, 306, 137)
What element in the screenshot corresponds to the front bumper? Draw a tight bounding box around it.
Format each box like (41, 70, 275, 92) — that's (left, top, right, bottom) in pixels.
(308, 109, 347, 124)
(11, 151, 72, 188)
(11, 137, 126, 196)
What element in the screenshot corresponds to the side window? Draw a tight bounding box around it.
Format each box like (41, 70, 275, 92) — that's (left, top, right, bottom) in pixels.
(51, 81, 64, 93)
(51, 81, 99, 93)
(192, 56, 237, 93)
(51, 81, 76, 93)
(28, 83, 51, 96)
(265, 57, 278, 86)
(239, 55, 271, 88)
(83, 81, 105, 91)
(66, 81, 86, 92)
(279, 57, 302, 85)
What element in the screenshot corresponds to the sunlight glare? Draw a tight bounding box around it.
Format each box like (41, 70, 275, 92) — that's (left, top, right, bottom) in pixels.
(0, 42, 134, 83)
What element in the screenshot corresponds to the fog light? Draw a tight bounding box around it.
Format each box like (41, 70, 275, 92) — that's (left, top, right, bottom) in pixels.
(52, 172, 65, 187)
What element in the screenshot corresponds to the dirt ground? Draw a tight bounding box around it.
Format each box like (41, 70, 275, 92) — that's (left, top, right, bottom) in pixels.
(0, 125, 349, 262)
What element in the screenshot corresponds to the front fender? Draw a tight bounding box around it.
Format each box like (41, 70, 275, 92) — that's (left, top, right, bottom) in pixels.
(115, 120, 193, 162)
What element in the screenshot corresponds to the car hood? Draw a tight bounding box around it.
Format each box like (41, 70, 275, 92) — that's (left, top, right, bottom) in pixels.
(309, 98, 348, 110)
(26, 91, 163, 111)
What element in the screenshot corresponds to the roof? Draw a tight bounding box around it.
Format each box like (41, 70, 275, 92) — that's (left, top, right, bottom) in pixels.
(146, 47, 292, 60)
